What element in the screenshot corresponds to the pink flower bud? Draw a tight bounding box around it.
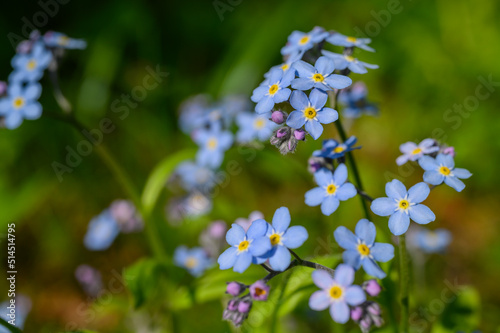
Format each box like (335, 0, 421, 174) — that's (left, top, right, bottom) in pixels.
(363, 279, 382, 297)
(293, 129, 306, 141)
(226, 282, 246, 296)
(271, 110, 286, 124)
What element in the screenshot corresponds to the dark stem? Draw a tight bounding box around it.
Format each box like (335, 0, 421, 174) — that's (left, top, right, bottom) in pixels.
(260, 263, 274, 273)
(48, 60, 72, 113)
(356, 186, 374, 202)
(398, 235, 410, 333)
(263, 259, 335, 283)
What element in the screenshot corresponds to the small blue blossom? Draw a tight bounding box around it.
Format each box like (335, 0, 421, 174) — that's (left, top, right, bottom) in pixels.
(309, 264, 366, 324)
(252, 68, 294, 114)
(412, 228, 452, 254)
(338, 82, 378, 118)
(236, 112, 277, 143)
(291, 56, 352, 91)
(281, 27, 329, 58)
(286, 88, 338, 140)
(418, 154, 472, 192)
(43, 31, 87, 49)
(194, 126, 233, 169)
(313, 136, 360, 159)
(326, 33, 375, 52)
(174, 246, 213, 277)
(371, 180, 436, 236)
(321, 50, 378, 74)
(0, 82, 43, 129)
(334, 219, 395, 279)
(396, 139, 439, 166)
(257, 207, 308, 271)
(176, 161, 216, 192)
(178, 94, 211, 134)
(10, 41, 52, 83)
(305, 164, 357, 216)
(218, 221, 272, 273)
(84, 209, 121, 251)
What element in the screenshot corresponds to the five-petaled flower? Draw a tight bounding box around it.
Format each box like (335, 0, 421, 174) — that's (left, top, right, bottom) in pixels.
(418, 154, 472, 192)
(236, 112, 277, 143)
(334, 219, 394, 279)
(194, 126, 233, 169)
(305, 164, 357, 216)
(286, 88, 338, 140)
(291, 56, 352, 91)
(252, 68, 294, 114)
(176, 161, 216, 192)
(338, 81, 378, 118)
(43, 31, 87, 49)
(371, 180, 436, 236)
(309, 264, 366, 324)
(326, 33, 375, 52)
(396, 139, 439, 166)
(257, 207, 308, 271)
(281, 27, 329, 58)
(10, 41, 52, 83)
(313, 136, 360, 159)
(174, 246, 213, 277)
(412, 227, 452, 254)
(0, 82, 43, 129)
(321, 51, 378, 74)
(218, 221, 271, 273)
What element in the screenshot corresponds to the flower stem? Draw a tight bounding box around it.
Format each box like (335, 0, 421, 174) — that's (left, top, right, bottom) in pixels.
(263, 258, 335, 283)
(398, 234, 410, 333)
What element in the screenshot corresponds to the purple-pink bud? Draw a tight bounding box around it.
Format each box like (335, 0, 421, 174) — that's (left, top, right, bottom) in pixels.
(226, 282, 245, 296)
(237, 300, 252, 313)
(271, 110, 286, 124)
(363, 279, 382, 297)
(249, 280, 270, 301)
(0, 81, 7, 96)
(360, 317, 371, 330)
(227, 299, 239, 311)
(276, 127, 288, 138)
(209, 221, 227, 238)
(351, 306, 363, 321)
(443, 146, 455, 157)
(367, 302, 381, 316)
(293, 129, 306, 141)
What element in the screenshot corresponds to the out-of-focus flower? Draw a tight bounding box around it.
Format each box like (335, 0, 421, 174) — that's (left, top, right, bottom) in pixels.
(334, 219, 394, 279)
(351, 301, 384, 333)
(411, 227, 452, 254)
(249, 280, 270, 301)
(84, 209, 121, 251)
(371, 180, 435, 236)
(194, 126, 233, 169)
(396, 139, 439, 166)
(0, 82, 42, 129)
(75, 264, 104, 297)
(252, 68, 294, 114)
(10, 41, 52, 83)
(321, 50, 378, 74)
(109, 200, 143, 233)
(235, 211, 264, 231)
(326, 33, 375, 52)
(174, 246, 213, 277)
(0, 295, 31, 331)
(176, 161, 216, 192)
(200, 220, 228, 258)
(363, 280, 382, 297)
(178, 94, 211, 134)
(313, 136, 360, 159)
(291, 56, 352, 91)
(309, 264, 366, 324)
(419, 154, 472, 192)
(305, 164, 357, 216)
(236, 112, 277, 143)
(286, 89, 338, 140)
(281, 27, 329, 58)
(43, 31, 87, 49)
(338, 82, 378, 118)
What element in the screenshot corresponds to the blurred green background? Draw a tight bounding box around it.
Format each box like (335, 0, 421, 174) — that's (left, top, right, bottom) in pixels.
(0, 0, 499, 332)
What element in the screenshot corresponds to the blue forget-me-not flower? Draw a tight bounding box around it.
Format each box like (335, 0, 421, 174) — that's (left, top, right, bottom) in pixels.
(418, 154, 472, 192)
(291, 56, 352, 91)
(174, 246, 213, 277)
(0, 82, 43, 129)
(321, 50, 378, 74)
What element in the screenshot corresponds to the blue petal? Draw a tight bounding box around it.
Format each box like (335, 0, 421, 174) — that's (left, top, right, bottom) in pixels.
(385, 179, 407, 199)
(305, 187, 325, 206)
(290, 90, 309, 111)
(344, 285, 366, 306)
(324, 74, 352, 89)
(316, 107, 338, 124)
(251, 86, 268, 103)
(321, 195, 339, 216)
(361, 258, 386, 279)
(333, 226, 358, 251)
(309, 290, 331, 311)
(423, 170, 445, 185)
(453, 168, 472, 179)
(282, 226, 308, 249)
(309, 88, 328, 109)
(407, 182, 430, 204)
(333, 164, 348, 185)
(436, 153, 454, 168)
(233, 251, 252, 273)
(293, 60, 315, 77)
(305, 120, 323, 140)
(418, 155, 438, 171)
(22, 103, 42, 119)
(444, 176, 466, 192)
(272, 206, 291, 233)
(247, 219, 269, 239)
(5, 112, 23, 129)
(218, 247, 238, 270)
(388, 211, 410, 235)
(315, 56, 335, 74)
(370, 242, 395, 262)
(291, 78, 314, 91)
(355, 219, 376, 245)
(314, 168, 333, 186)
(342, 250, 361, 269)
(336, 183, 356, 201)
(334, 264, 354, 287)
(249, 236, 272, 257)
(312, 269, 334, 289)
(371, 198, 396, 216)
(24, 83, 42, 100)
(330, 301, 349, 324)
(286, 110, 306, 129)
(409, 204, 435, 224)
(274, 88, 291, 103)
(268, 245, 291, 271)
(226, 224, 246, 246)
(255, 95, 274, 114)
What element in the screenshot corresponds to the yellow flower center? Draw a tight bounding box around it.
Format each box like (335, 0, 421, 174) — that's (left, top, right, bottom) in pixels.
(281, 63, 289, 71)
(270, 234, 281, 246)
(344, 55, 355, 62)
(304, 107, 317, 120)
(268, 84, 279, 95)
(358, 243, 370, 256)
(13, 97, 25, 109)
(26, 60, 37, 70)
(254, 287, 267, 297)
(439, 166, 451, 176)
(238, 240, 250, 252)
(398, 199, 410, 210)
(346, 36, 357, 43)
(312, 73, 324, 82)
(299, 35, 310, 45)
(185, 257, 198, 269)
(333, 146, 345, 153)
(329, 286, 343, 299)
(207, 138, 218, 150)
(412, 148, 422, 155)
(254, 118, 265, 129)
(326, 184, 337, 195)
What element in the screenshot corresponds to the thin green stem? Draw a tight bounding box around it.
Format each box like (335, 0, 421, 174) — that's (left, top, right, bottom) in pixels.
(263, 258, 335, 283)
(398, 235, 410, 333)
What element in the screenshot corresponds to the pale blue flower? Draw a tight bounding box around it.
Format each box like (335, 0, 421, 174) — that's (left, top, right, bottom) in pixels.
(10, 41, 52, 82)
(418, 154, 472, 192)
(194, 127, 233, 169)
(291, 56, 352, 91)
(338, 82, 378, 118)
(321, 50, 378, 74)
(84, 209, 120, 251)
(313, 136, 360, 159)
(413, 228, 452, 254)
(43, 31, 87, 49)
(326, 33, 375, 52)
(396, 139, 439, 166)
(281, 27, 329, 58)
(252, 68, 294, 114)
(236, 112, 277, 143)
(0, 82, 42, 129)
(174, 246, 213, 277)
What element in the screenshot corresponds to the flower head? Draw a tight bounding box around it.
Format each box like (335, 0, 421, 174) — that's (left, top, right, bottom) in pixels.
(334, 219, 394, 279)
(194, 126, 233, 169)
(226, 281, 246, 296)
(418, 154, 472, 192)
(176, 161, 216, 192)
(411, 227, 452, 254)
(84, 209, 121, 251)
(218, 221, 271, 273)
(43, 31, 87, 49)
(236, 112, 277, 143)
(338, 82, 378, 118)
(257, 207, 308, 271)
(249, 280, 270, 301)
(252, 68, 294, 114)
(321, 50, 378, 74)
(281, 27, 329, 58)
(0, 82, 43, 129)
(309, 264, 366, 324)
(363, 280, 382, 297)
(109, 199, 143, 233)
(326, 33, 375, 52)
(10, 41, 52, 83)
(291, 56, 352, 91)
(305, 164, 357, 216)
(75, 264, 103, 297)
(174, 246, 213, 277)
(371, 180, 436, 236)
(396, 139, 439, 166)
(313, 136, 360, 159)
(286, 89, 338, 140)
